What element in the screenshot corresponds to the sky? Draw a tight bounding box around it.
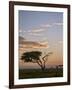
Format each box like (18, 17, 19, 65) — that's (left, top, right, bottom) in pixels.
(19, 10, 63, 69)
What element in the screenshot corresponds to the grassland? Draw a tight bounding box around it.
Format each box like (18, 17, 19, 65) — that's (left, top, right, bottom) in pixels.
(19, 68, 63, 79)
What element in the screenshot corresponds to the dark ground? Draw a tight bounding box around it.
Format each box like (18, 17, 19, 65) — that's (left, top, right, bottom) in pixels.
(19, 68, 63, 79)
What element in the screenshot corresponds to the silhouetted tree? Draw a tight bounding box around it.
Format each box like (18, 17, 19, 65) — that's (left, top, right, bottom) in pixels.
(21, 51, 52, 71)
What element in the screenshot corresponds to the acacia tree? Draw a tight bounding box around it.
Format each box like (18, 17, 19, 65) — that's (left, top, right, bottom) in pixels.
(21, 51, 52, 71)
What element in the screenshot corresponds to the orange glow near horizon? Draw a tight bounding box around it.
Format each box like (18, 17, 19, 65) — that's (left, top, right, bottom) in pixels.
(19, 40, 63, 69)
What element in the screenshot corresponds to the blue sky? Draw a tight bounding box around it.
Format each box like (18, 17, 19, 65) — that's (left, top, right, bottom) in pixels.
(19, 11, 63, 43)
(19, 10, 63, 68)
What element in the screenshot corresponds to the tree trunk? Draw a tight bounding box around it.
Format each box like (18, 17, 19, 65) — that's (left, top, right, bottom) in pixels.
(41, 66, 45, 71)
(56, 66, 58, 76)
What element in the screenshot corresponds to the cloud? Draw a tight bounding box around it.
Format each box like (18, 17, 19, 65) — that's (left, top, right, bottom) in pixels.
(29, 32, 43, 36)
(39, 41, 48, 45)
(58, 41, 63, 44)
(31, 29, 45, 33)
(30, 24, 51, 33)
(40, 24, 51, 28)
(53, 23, 63, 26)
(27, 30, 32, 33)
(20, 41, 48, 49)
(19, 29, 28, 34)
(30, 22, 63, 34)
(19, 29, 23, 33)
(40, 22, 63, 28)
(29, 28, 48, 34)
(19, 36, 48, 49)
(19, 22, 63, 36)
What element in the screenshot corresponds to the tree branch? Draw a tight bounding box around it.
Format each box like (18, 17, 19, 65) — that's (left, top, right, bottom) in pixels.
(36, 60, 43, 68)
(42, 54, 49, 61)
(42, 52, 52, 62)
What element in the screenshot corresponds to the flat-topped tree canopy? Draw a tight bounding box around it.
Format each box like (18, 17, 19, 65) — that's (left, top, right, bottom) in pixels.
(21, 51, 42, 62)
